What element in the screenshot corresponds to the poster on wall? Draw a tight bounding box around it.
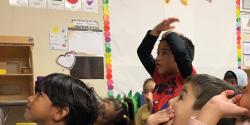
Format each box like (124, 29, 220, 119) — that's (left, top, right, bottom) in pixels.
(68, 27, 103, 55)
(9, 0, 28, 7)
(29, 0, 47, 8)
(82, 0, 98, 13)
(65, 0, 81, 11)
(47, 0, 65, 10)
(68, 19, 103, 55)
(49, 26, 68, 51)
(241, 13, 250, 33)
(243, 42, 250, 67)
(242, 0, 250, 11)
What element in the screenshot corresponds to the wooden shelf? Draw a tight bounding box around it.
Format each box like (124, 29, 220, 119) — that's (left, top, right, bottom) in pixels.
(0, 36, 34, 102)
(0, 74, 33, 77)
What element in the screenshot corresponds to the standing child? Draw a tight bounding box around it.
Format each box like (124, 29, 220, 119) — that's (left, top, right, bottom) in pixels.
(24, 73, 99, 125)
(137, 18, 196, 112)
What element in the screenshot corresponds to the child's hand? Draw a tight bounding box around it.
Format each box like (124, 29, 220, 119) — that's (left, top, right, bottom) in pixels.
(207, 90, 249, 117)
(145, 108, 174, 125)
(151, 18, 180, 36)
(196, 90, 250, 125)
(145, 92, 153, 111)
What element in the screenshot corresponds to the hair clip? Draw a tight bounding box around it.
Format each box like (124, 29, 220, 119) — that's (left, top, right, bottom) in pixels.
(123, 115, 127, 119)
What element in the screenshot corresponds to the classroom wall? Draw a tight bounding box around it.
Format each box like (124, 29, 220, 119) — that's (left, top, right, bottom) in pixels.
(0, 0, 240, 124)
(0, 0, 107, 95)
(0, 0, 106, 124)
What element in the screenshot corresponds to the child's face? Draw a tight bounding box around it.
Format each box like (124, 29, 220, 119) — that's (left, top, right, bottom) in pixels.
(156, 41, 178, 75)
(239, 83, 250, 110)
(225, 78, 237, 86)
(24, 92, 59, 123)
(172, 83, 198, 125)
(143, 80, 156, 104)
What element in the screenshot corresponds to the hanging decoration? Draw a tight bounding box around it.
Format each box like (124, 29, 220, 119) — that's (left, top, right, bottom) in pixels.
(165, 0, 211, 5)
(103, 0, 113, 97)
(236, 0, 241, 68)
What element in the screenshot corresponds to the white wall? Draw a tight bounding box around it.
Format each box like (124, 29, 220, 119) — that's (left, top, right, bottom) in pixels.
(111, 0, 237, 94)
(110, 0, 166, 94)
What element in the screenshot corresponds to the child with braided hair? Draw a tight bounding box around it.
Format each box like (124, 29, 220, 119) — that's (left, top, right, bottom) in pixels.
(95, 97, 135, 125)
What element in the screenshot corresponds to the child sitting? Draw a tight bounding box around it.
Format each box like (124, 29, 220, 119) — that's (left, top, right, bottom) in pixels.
(189, 77, 250, 125)
(145, 74, 237, 125)
(135, 78, 156, 125)
(24, 73, 99, 125)
(224, 69, 248, 91)
(137, 18, 196, 112)
(95, 97, 135, 125)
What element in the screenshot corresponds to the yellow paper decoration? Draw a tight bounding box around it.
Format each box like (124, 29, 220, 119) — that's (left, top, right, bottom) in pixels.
(236, 9, 240, 17)
(106, 58, 112, 64)
(51, 26, 60, 33)
(180, 0, 188, 6)
(165, 0, 170, 4)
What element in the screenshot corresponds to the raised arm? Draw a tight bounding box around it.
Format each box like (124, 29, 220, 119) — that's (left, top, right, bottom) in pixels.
(137, 18, 180, 75)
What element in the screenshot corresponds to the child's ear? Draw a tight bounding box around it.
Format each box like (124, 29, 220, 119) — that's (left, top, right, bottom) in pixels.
(53, 106, 69, 121)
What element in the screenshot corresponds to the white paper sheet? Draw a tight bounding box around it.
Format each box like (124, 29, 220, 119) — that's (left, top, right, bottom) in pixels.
(82, 0, 98, 13)
(50, 26, 68, 51)
(9, 0, 28, 7)
(244, 54, 250, 67)
(243, 42, 250, 54)
(241, 13, 250, 33)
(29, 0, 47, 8)
(68, 27, 103, 55)
(47, 0, 65, 10)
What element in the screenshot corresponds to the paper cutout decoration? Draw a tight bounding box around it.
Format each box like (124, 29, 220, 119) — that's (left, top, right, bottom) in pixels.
(103, 0, 113, 97)
(82, 0, 98, 13)
(165, 0, 211, 5)
(56, 52, 76, 69)
(180, 0, 188, 6)
(236, 0, 241, 68)
(86, 0, 94, 5)
(165, 0, 170, 4)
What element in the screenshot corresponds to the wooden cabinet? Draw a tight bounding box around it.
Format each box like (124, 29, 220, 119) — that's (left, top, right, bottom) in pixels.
(0, 36, 34, 102)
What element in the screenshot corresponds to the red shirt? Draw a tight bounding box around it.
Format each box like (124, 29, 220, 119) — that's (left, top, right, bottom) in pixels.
(152, 68, 196, 112)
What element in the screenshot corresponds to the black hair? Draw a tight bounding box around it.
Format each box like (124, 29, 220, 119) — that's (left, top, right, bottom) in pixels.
(36, 73, 99, 125)
(185, 74, 238, 110)
(179, 35, 195, 61)
(160, 32, 195, 61)
(223, 71, 237, 82)
(97, 97, 135, 125)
